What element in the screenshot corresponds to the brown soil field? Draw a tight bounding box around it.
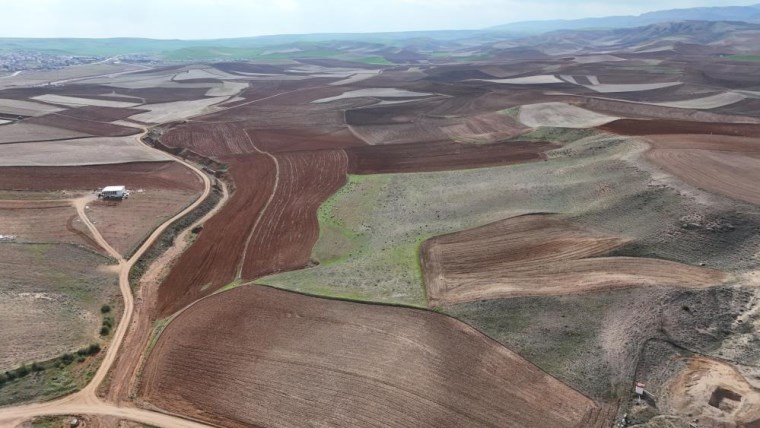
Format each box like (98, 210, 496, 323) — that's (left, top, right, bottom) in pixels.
(157, 149, 347, 316)
(600, 119, 760, 137)
(346, 140, 559, 174)
(0, 200, 100, 252)
(160, 122, 256, 157)
(0, 161, 202, 192)
(57, 106, 149, 122)
(422, 214, 727, 306)
(141, 285, 604, 428)
(26, 114, 141, 137)
(645, 135, 760, 205)
(241, 149, 348, 278)
(157, 155, 277, 316)
(86, 188, 203, 257)
(249, 127, 365, 152)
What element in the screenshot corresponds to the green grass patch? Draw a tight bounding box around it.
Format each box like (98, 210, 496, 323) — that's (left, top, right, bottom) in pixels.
(726, 54, 760, 62)
(352, 56, 393, 65)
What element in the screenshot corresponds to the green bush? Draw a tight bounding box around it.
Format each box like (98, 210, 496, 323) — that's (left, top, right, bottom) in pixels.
(100, 326, 110, 336)
(60, 353, 74, 365)
(31, 362, 44, 372)
(100, 304, 111, 314)
(87, 343, 101, 355)
(15, 364, 29, 378)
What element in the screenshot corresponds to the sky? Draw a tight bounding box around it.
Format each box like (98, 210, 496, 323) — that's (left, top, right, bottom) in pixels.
(1, 0, 757, 39)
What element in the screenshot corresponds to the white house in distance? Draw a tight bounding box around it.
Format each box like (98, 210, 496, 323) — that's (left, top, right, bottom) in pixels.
(100, 185, 128, 199)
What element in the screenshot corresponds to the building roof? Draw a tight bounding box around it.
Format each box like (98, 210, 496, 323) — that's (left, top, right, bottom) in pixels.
(102, 185, 126, 192)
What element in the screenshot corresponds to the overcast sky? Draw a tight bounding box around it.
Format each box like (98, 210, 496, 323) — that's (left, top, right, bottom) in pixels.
(1, 0, 757, 39)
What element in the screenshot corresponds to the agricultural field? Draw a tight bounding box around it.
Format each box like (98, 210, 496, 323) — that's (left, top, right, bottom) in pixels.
(0, 243, 118, 375)
(141, 285, 606, 428)
(4, 24, 760, 428)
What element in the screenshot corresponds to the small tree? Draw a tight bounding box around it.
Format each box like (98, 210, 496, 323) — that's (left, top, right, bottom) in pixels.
(100, 326, 110, 336)
(100, 304, 111, 314)
(61, 353, 74, 365)
(87, 343, 101, 355)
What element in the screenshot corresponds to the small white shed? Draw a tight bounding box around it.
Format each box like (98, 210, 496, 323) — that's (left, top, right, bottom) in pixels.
(101, 185, 127, 199)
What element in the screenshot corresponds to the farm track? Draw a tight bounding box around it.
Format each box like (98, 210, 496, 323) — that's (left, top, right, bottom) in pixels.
(0, 129, 216, 428)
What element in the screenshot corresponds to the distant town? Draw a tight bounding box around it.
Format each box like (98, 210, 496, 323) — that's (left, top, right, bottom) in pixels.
(0, 51, 158, 73)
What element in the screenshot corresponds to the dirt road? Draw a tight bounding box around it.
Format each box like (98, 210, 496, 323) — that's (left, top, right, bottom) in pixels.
(0, 131, 215, 427)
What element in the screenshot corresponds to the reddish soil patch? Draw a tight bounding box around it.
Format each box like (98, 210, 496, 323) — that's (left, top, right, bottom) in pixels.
(141, 285, 601, 428)
(600, 119, 760, 138)
(0, 161, 202, 192)
(26, 114, 141, 137)
(422, 214, 726, 305)
(241, 149, 347, 278)
(645, 135, 760, 205)
(249, 127, 365, 153)
(346, 140, 558, 174)
(0, 200, 100, 252)
(157, 150, 348, 316)
(58, 106, 148, 122)
(157, 155, 277, 316)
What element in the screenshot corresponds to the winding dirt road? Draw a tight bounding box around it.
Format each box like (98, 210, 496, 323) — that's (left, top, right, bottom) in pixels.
(0, 134, 216, 427)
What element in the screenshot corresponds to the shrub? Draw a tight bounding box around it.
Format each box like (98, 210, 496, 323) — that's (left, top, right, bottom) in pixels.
(101, 304, 111, 314)
(31, 362, 44, 372)
(5, 371, 16, 381)
(100, 326, 111, 336)
(60, 353, 74, 365)
(102, 317, 113, 328)
(87, 343, 101, 355)
(15, 364, 29, 378)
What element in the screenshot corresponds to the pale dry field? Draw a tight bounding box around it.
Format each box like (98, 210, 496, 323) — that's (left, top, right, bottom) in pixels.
(480, 75, 564, 84)
(0, 98, 66, 116)
(129, 97, 226, 123)
(0, 122, 88, 144)
(584, 82, 682, 93)
(518, 102, 618, 128)
(0, 136, 171, 166)
(31, 94, 141, 108)
(0, 243, 119, 371)
(313, 88, 434, 103)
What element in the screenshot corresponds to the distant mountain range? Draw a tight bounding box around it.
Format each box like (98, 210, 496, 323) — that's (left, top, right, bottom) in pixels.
(3, 3, 760, 62)
(491, 3, 760, 34)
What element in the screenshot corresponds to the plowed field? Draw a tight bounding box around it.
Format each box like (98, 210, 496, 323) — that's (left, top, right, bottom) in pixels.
(0, 161, 202, 192)
(241, 150, 348, 278)
(157, 149, 347, 316)
(156, 155, 275, 316)
(422, 214, 726, 305)
(645, 135, 760, 205)
(141, 285, 601, 428)
(600, 119, 760, 137)
(346, 140, 559, 173)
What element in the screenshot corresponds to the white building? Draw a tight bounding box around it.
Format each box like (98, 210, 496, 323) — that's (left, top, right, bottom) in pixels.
(100, 185, 127, 199)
